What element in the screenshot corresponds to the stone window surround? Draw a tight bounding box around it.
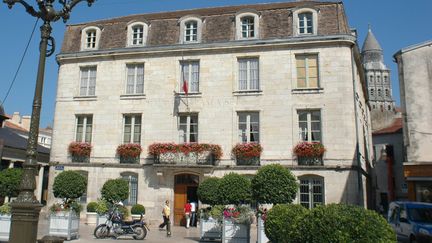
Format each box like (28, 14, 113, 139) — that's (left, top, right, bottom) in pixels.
(292, 8, 318, 36)
(126, 21, 149, 47)
(80, 26, 102, 51)
(235, 10, 260, 40)
(178, 15, 203, 44)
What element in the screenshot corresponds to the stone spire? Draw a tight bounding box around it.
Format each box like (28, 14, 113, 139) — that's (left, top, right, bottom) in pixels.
(362, 26, 382, 52)
(362, 26, 386, 70)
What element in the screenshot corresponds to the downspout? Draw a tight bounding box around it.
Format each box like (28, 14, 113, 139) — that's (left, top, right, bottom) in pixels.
(350, 46, 365, 207)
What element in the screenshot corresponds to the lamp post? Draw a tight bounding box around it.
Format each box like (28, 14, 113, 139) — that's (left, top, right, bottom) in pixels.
(2, 1, 95, 242)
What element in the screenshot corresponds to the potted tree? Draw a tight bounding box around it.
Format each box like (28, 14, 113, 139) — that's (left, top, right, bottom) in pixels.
(49, 170, 86, 240)
(95, 199, 109, 225)
(130, 204, 145, 220)
(68, 141, 92, 163)
(116, 143, 142, 164)
(86, 201, 98, 225)
(251, 164, 298, 243)
(232, 143, 263, 165)
(293, 141, 325, 165)
(197, 177, 222, 240)
(0, 168, 23, 242)
(218, 173, 253, 243)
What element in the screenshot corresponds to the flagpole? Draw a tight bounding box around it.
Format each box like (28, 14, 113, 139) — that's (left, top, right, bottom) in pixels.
(181, 52, 189, 111)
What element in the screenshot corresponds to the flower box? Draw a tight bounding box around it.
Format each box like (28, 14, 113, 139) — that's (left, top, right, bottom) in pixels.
(297, 156, 323, 165)
(222, 219, 250, 243)
(232, 143, 262, 166)
(117, 144, 142, 164)
(149, 143, 222, 165)
(68, 142, 91, 163)
(0, 214, 11, 242)
(236, 156, 260, 166)
(200, 218, 222, 240)
(86, 212, 97, 225)
(119, 156, 139, 164)
(48, 211, 80, 240)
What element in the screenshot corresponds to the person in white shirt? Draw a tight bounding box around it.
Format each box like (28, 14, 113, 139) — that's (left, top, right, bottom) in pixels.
(190, 201, 197, 227)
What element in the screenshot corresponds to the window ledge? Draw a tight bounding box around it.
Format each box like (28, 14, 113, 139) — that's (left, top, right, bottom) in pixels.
(120, 94, 146, 100)
(176, 92, 202, 98)
(233, 90, 263, 96)
(292, 88, 323, 94)
(73, 96, 97, 101)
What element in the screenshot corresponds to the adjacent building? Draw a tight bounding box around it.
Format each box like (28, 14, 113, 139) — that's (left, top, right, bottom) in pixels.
(49, 1, 373, 224)
(394, 40, 432, 202)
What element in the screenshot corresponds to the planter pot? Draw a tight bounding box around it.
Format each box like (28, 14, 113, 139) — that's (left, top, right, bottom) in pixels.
(222, 219, 250, 243)
(86, 212, 97, 225)
(131, 214, 142, 221)
(297, 156, 323, 165)
(0, 214, 11, 242)
(200, 218, 222, 240)
(48, 211, 80, 240)
(96, 214, 109, 225)
(257, 216, 269, 243)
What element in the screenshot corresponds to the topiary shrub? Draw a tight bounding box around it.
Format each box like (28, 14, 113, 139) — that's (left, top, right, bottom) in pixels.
(265, 204, 308, 243)
(251, 164, 298, 204)
(96, 199, 109, 215)
(52, 170, 87, 212)
(297, 204, 396, 243)
(218, 172, 251, 205)
(0, 168, 23, 199)
(86, 202, 98, 213)
(197, 177, 221, 206)
(101, 179, 129, 203)
(131, 204, 145, 215)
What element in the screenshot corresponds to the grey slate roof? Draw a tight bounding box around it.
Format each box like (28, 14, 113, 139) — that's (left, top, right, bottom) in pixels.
(0, 126, 50, 154)
(362, 28, 382, 52)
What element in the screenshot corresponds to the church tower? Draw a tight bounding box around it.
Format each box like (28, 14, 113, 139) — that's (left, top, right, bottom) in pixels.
(361, 27, 396, 130)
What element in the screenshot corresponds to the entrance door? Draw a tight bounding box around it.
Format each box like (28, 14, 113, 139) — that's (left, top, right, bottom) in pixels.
(174, 174, 199, 226)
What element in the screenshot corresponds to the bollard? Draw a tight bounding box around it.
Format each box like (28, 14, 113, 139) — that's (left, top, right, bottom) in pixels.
(37, 235, 65, 243)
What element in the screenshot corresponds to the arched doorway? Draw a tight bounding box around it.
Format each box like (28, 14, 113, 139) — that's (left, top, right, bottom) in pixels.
(174, 173, 199, 226)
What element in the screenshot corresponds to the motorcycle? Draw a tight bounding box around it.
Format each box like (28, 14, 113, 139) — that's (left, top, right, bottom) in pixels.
(94, 204, 149, 240)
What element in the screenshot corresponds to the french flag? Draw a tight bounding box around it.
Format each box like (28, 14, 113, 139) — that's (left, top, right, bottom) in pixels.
(182, 79, 188, 95)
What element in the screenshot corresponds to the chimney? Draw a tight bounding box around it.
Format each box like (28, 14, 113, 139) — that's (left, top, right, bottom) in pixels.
(11, 112, 21, 125)
(22, 115, 31, 131)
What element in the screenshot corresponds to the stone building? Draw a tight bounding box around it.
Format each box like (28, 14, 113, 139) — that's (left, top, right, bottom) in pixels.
(394, 40, 432, 202)
(49, 1, 373, 224)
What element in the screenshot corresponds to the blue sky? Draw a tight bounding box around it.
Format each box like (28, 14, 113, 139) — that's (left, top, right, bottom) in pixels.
(0, 0, 430, 128)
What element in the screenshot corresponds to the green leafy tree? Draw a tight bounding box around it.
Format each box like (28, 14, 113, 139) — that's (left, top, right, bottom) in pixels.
(197, 177, 221, 206)
(265, 204, 307, 243)
(53, 170, 86, 203)
(101, 178, 129, 203)
(251, 164, 298, 204)
(0, 168, 23, 199)
(218, 172, 251, 205)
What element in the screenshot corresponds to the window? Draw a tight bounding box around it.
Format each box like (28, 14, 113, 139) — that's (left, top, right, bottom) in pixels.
(181, 61, 199, 93)
(132, 26, 144, 45)
(238, 112, 259, 143)
(184, 21, 198, 42)
(235, 12, 259, 40)
(126, 64, 144, 94)
(122, 173, 138, 206)
(298, 110, 321, 142)
(179, 16, 202, 44)
(370, 89, 374, 97)
(298, 13, 313, 34)
(378, 89, 382, 97)
(80, 26, 101, 51)
(79, 66, 96, 96)
(369, 75, 374, 83)
(296, 54, 319, 89)
(86, 30, 96, 48)
(241, 17, 255, 38)
(385, 89, 390, 97)
(299, 176, 324, 209)
(178, 114, 198, 143)
(75, 171, 88, 204)
(123, 114, 141, 144)
(75, 115, 93, 143)
(383, 76, 388, 84)
(127, 22, 148, 47)
(238, 58, 259, 91)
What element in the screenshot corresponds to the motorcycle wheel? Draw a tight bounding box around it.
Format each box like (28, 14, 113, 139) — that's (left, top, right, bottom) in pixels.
(94, 224, 110, 239)
(132, 226, 147, 240)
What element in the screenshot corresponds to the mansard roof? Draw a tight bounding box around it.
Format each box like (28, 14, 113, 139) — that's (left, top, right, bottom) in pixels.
(362, 28, 382, 53)
(60, 1, 351, 54)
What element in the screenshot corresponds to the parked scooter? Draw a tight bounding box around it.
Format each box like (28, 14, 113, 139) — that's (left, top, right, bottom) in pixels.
(94, 202, 149, 240)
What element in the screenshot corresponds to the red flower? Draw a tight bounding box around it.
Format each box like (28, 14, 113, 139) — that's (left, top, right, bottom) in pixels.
(117, 143, 142, 158)
(68, 142, 92, 157)
(232, 143, 263, 159)
(293, 142, 325, 157)
(148, 143, 223, 160)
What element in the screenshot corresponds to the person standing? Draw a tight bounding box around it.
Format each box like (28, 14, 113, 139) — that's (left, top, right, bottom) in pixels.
(184, 200, 192, 228)
(190, 200, 197, 227)
(159, 200, 171, 237)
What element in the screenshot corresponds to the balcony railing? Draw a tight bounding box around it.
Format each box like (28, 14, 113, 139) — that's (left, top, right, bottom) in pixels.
(154, 151, 217, 166)
(236, 156, 260, 166)
(120, 156, 139, 164)
(297, 156, 323, 166)
(71, 155, 89, 163)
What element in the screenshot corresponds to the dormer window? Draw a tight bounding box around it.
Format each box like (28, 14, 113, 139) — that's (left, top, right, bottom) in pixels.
(235, 12, 259, 40)
(127, 22, 148, 47)
(179, 16, 202, 44)
(81, 26, 101, 51)
(293, 8, 318, 36)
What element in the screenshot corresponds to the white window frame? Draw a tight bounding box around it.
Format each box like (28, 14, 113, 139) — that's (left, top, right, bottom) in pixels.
(121, 172, 138, 206)
(298, 110, 321, 143)
(180, 61, 200, 93)
(127, 22, 148, 47)
(293, 8, 318, 36)
(75, 115, 93, 143)
(299, 176, 324, 209)
(79, 66, 97, 96)
(123, 114, 142, 144)
(178, 114, 198, 143)
(125, 63, 145, 95)
(238, 58, 260, 91)
(238, 112, 260, 143)
(80, 26, 101, 51)
(295, 54, 319, 89)
(179, 16, 202, 44)
(235, 12, 259, 40)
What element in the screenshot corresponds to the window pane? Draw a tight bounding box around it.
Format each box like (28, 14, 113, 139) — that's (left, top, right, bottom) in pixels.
(239, 113, 247, 123)
(126, 65, 135, 94)
(191, 62, 199, 92)
(249, 59, 259, 90)
(136, 65, 144, 94)
(239, 60, 247, 90)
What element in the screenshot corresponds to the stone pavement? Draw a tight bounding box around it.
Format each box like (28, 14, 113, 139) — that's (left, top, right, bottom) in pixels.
(36, 215, 258, 243)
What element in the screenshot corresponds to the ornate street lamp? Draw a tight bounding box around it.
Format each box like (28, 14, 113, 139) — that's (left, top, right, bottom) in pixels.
(2, 1, 95, 242)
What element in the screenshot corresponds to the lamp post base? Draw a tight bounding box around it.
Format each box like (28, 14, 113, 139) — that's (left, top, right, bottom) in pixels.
(9, 202, 43, 243)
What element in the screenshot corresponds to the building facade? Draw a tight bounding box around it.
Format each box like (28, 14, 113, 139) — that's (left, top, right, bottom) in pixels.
(394, 40, 432, 202)
(49, 1, 373, 224)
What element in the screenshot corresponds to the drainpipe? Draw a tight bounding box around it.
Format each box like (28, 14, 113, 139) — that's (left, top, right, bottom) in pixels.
(386, 145, 395, 201)
(350, 46, 365, 207)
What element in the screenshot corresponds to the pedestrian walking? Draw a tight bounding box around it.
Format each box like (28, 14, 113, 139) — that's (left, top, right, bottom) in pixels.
(190, 200, 197, 227)
(184, 200, 192, 228)
(159, 200, 171, 237)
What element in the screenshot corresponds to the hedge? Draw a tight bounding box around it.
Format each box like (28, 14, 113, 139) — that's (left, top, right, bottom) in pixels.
(265, 204, 308, 243)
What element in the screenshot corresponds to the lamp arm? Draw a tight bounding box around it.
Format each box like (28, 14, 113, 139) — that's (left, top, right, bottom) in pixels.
(59, 0, 95, 23)
(3, 0, 40, 17)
